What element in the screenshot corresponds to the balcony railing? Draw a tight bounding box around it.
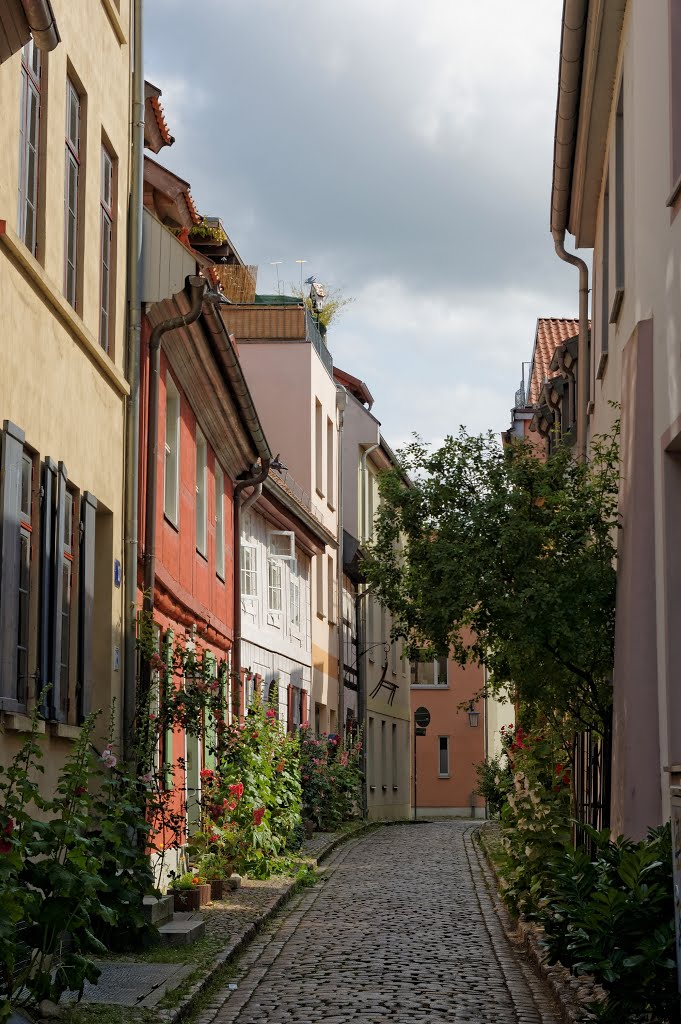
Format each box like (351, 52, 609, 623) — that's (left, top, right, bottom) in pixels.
(305, 310, 333, 377)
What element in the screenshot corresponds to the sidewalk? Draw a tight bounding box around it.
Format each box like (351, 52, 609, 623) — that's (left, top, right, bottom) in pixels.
(59, 821, 373, 1024)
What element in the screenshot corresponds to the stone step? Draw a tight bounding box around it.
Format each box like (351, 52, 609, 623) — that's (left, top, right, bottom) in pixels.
(158, 912, 206, 947)
(143, 895, 174, 927)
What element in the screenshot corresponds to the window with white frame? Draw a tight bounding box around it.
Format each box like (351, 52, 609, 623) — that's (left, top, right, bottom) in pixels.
(438, 736, 450, 777)
(241, 545, 257, 598)
(195, 428, 207, 556)
(215, 462, 225, 579)
(268, 560, 283, 612)
(268, 531, 295, 559)
(100, 146, 114, 352)
(290, 566, 301, 629)
(64, 77, 81, 308)
(18, 40, 41, 256)
(411, 654, 448, 686)
(163, 375, 180, 524)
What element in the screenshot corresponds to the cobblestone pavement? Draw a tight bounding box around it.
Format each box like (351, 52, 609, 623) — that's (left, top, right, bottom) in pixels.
(197, 822, 563, 1024)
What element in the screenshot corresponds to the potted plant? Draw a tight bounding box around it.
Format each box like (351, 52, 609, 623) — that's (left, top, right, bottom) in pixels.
(199, 853, 234, 900)
(169, 871, 210, 911)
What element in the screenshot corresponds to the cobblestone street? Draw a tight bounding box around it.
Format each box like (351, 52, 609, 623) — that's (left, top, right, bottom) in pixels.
(197, 823, 562, 1024)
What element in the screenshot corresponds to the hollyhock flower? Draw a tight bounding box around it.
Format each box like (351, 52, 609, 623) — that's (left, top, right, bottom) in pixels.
(200, 769, 215, 781)
(276, 762, 285, 773)
(229, 782, 244, 798)
(252, 807, 265, 826)
(301, 720, 309, 729)
(139, 770, 154, 784)
(74, 786, 87, 797)
(101, 745, 117, 768)
(209, 833, 220, 844)
(3, 818, 14, 836)
(0, 839, 11, 854)
(266, 709, 277, 719)
(555, 764, 563, 775)
(227, 800, 237, 811)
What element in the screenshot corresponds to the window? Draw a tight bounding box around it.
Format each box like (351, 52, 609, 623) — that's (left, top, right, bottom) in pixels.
(438, 736, 450, 777)
(326, 416, 334, 507)
(100, 146, 114, 352)
(215, 462, 225, 579)
(64, 77, 81, 308)
(60, 490, 74, 707)
(241, 545, 257, 598)
(611, 84, 624, 322)
(598, 175, 610, 379)
(18, 41, 41, 256)
(411, 655, 448, 685)
(17, 452, 33, 705)
(381, 720, 386, 790)
(392, 723, 398, 790)
(671, 0, 681, 196)
(195, 428, 207, 556)
(268, 560, 283, 612)
(327, 552, 335, 624)
(163, 375, 180, 524)
(315, 399, 323, 496)
(268, 531, 295, 559)
(315, 553, 324, 618)
(290, 573, 301, 629)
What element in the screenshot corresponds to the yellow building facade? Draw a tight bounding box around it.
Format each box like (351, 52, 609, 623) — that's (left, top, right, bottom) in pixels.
(0, 1, 130, 759)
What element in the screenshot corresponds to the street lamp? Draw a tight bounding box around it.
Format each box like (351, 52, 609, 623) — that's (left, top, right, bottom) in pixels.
(467, 701, 480, 728)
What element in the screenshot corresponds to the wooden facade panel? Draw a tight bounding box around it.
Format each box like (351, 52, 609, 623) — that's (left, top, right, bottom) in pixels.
(141, 210, 195, 304)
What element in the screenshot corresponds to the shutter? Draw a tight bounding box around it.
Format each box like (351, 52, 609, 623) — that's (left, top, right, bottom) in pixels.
(0, 421, 25, 703)
(300, 689, 308, 730)
(50, 462, 67, 722)
(287, 683, 295, 734)
(38, 458, 56, 716)
(77, 491, 97, 720)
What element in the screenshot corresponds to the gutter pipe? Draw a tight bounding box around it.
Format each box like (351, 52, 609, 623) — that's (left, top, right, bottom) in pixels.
(336, 386, 348, 734)
(123, 0, 144, 757)
(553, 232, 589, 460)
(22, 0, 59, 51)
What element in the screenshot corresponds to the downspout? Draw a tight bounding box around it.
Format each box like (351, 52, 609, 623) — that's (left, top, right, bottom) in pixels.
(22, 0, 60, 51)
(233, 462, 271, 718)
(141, 276, 207, 631)
(123, 0, 144, 757)
(336, 386, 347, 733)
(552, 230, 589, 459)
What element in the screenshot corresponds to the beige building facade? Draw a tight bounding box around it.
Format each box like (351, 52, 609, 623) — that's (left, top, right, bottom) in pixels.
(551, 0, 681, 837)
(0, 1, 130, 761)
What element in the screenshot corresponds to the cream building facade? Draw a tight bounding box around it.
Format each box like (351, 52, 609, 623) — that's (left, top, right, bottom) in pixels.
(0, 0, 130, 760)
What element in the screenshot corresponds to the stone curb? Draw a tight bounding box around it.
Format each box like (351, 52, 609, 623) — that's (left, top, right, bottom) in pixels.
(475, 824, 606, 1024)
(155, 820, 376, 1024)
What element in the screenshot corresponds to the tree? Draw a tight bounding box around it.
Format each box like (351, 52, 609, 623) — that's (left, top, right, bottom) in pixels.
(363, 425, 620, 734)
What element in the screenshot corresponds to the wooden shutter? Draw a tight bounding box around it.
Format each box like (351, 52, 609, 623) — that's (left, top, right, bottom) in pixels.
(0, 421, 25, 705)
(49, 462, 67, 721)
(77, 491, 97, 720)
(300, 689, 308, 729)
(287, 683, 295, 734)
(38, 457, 56, 716)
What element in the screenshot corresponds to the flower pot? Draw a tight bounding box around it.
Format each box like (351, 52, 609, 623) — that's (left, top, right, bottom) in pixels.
(196, 882, 211, 907)
(172, 887, 201, 912)
(209, 878, 228, 900)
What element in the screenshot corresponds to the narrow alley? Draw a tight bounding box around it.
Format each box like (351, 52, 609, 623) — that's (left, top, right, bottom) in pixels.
(196, 823, 562, 1024)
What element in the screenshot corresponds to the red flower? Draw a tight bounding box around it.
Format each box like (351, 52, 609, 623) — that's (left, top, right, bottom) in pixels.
(555, 764, 563, 775)
(266, 709, 277, 720)
(200, 769, 215, 781)
(228, 782, 244, 799)
(74, 786, 87, 797)
(252, 807, 265, 826)
(209, 833, 220, 843)
(3, 819, 15, 836)
(0, 839, 11, 854)
(227, 800, 237, 811)
(276, 762, 285, 773)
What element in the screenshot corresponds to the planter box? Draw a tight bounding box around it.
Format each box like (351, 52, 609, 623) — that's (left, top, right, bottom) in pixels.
(171, 884, 210, 912)
(209, 878, 229, 901)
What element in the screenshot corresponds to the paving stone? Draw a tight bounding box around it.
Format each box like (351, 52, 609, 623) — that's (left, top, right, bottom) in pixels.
(198, 822, 563, 1023)
(64, 962, 194, 1007)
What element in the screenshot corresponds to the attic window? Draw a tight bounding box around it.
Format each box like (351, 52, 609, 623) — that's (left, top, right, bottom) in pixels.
(268, 531, 295, 560)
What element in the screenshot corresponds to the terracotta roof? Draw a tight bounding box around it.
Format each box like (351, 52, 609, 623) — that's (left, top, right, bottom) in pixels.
(528, 318, 579, 404)
(221, 305, 306, 341)
(144, 81, 174, 153)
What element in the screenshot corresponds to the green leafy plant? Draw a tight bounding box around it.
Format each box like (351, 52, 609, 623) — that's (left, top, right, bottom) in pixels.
(299, 728, 362, 831)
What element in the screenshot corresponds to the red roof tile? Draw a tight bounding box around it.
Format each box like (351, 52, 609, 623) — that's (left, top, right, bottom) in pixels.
(528, 318, 580, 404)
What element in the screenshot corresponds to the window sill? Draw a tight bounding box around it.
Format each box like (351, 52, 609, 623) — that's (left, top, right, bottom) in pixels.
(410, 684, 450, 690)
(438, 773, 451, 779)
(596, 351, 609, 381)
(164, 513, 179, 532)
(315, 487, 325, 500)
(326, 502, 336, 513)
(0, 222, 129, 397)
(216, 571, 225, 584)
(101, 0, 127, 43)
(3, 712, 45, 734)
(382, 785, 388, 792)
(392, 786, 398, 792)
(316, 611, 325, 621)
(196, 548, 208, 562)
(609, 288, 624, 324)
(51, 722, 82, 740)
(667, 172, 681, 208)
(369, 785, 376, 792)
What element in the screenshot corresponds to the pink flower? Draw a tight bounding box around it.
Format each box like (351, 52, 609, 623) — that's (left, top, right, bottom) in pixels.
(266, 709, 277, 719)
(101, 745, 117, 768)
(139, 771, 154, 784)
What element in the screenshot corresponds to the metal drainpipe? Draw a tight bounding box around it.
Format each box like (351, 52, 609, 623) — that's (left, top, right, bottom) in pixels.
(552, 230, 589, 461)
(232, 461, 271, 718)
(123, 0, 145, 758)
(336, 386, 347, 734)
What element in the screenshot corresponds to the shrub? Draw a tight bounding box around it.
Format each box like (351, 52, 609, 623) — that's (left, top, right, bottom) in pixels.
(299, 728, 362, 831)
(538, 823, 678, 1024)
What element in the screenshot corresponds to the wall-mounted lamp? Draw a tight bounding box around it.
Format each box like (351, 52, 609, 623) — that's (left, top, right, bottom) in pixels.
(467, 701, 480, 728)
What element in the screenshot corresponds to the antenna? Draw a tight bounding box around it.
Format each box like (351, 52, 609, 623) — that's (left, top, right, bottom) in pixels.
(269, 261, 283, 295)
(295, 259, 307, 295)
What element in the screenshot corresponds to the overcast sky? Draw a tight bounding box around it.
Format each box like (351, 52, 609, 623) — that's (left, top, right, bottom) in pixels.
(145, 0, 576, 450)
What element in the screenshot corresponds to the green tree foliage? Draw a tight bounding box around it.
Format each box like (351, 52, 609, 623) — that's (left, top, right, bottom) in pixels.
(363, 425, 620, 734)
